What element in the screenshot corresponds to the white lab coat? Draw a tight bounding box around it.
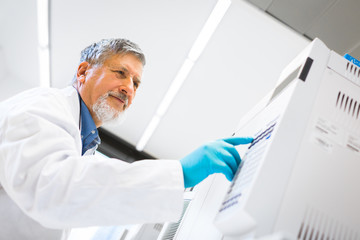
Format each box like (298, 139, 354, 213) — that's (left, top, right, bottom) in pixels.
(0, 86, 184, 240)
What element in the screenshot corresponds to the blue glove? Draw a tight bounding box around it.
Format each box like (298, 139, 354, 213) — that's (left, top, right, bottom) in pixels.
(180, 137, 253, 188)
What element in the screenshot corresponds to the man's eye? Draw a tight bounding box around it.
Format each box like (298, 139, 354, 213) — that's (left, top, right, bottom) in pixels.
(117, 71, 125, 76)
(134, 82, 139, 89)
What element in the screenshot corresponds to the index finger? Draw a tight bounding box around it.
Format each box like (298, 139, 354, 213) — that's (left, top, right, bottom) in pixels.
(222, 136, 253, 146)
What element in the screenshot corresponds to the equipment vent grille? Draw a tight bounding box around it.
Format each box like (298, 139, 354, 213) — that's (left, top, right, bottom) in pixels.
(346, 61, 360, 79)
(297, 207, 359, 240)
(335, 91, 360, 119)
(153, 223, 164, 232)
(159, 199, 191, 240)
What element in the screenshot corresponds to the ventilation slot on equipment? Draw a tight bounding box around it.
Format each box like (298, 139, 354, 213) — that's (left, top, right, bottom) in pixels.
(353, 101, 358, 117)
(297, 207, 360, 240)
(344, 96, 349, 112)
(153, 223, 164, 232)
(345, 61, 360, 84)
(159, 199, 191, 240)
(336, 92, 341, 106)
(335, 91, 360, 119)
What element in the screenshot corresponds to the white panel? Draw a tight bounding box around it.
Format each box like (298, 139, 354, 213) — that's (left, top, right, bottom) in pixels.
(145, 0, 309, 159)
(0, 0, 39, 91)
(0, 76, 34, 101)
(0, 40, 34, 100)
(267, 0, 336, 34)
(50, 0, 218, 146)
(305, 0, 360, 55)
(0, 47, 6, 81)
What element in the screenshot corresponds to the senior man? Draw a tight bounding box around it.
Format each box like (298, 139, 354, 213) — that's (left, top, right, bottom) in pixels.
(0, 38, 252, 239)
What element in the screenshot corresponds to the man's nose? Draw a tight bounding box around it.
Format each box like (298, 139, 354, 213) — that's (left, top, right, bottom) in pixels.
(119, 77, 135, 95)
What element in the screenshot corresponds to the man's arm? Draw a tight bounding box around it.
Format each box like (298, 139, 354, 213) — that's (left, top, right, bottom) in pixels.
(0, 95, 183, 229)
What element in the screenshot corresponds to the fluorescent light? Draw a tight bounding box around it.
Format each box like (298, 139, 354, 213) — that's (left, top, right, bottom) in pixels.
(136, 59, 194, 151)
(136, 115, 161, 151)
(37, 0, 51, 87)
(156, 59, 194, 116)
(136, 0, 231, 151)
(37, 0, 49, 48)
(188, 0, 231, 62)
(38, 48, 50, 87)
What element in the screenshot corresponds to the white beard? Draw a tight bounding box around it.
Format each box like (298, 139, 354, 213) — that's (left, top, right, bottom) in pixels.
(92, 92, 128, 126)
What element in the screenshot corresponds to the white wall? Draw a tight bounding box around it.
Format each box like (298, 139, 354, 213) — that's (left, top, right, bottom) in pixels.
(0, 0, 40, 101)
(144, 0, 310, 158)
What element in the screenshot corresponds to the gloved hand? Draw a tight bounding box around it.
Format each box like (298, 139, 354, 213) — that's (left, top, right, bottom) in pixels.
(180, 137, 253, 188)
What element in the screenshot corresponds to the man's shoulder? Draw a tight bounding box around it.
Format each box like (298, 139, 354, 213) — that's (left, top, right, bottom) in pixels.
(1, 86, 80, 123)
(1, 86, 76, 102)
(25, 86, 76, 100)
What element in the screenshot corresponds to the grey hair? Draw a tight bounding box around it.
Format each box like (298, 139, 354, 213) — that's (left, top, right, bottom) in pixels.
(72, 38, 145, 85)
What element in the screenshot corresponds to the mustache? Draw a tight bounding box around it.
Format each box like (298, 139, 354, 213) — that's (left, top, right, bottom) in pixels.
(107, 91, 129, 109)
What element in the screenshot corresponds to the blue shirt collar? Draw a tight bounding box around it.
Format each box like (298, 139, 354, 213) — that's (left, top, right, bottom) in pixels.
(77, 92, 101, 155)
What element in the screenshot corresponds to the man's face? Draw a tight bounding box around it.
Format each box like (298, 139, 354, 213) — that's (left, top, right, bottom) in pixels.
(77, 53, 143, 126)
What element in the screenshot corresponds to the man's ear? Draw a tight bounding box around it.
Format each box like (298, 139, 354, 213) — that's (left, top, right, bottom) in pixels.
(76, 62, 90, 84)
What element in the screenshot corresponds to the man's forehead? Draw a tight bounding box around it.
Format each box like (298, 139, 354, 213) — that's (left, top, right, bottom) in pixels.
(107, 53, 141, 63)
(107, 54, 142, 68)
(106, 55, 143, 75)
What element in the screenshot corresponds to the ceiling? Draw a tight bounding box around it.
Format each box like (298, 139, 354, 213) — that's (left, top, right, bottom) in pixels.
(1, 0, 359, 159)
(248, 0, 360, 58)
